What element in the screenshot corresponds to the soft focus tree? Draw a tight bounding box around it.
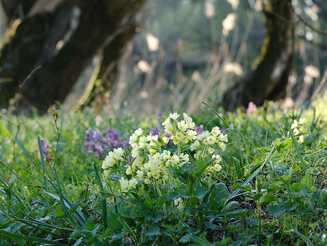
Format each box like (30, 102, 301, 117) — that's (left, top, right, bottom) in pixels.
(222, 0, 295, 111)
(0, 0, 147, 111)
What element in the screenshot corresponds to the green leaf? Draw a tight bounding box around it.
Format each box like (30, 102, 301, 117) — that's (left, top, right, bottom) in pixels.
(0, 229, 66, 246)
(190, 234, 212, 246)
(281, 139, 292, 150)
(262, 193, 276, 204)
(267, 204, 285, 216)
(232, 183, 252, 192)
(0, 123, 10, 137)
(204, 221, 219, 230)
(55, 206, 65, 218)
(222, 201, 238, 213)
(179, 233, 192, 243)
(209, 183, 228, 210)
(145, 225, 160, 237)
(107, 210, 122, 233)
(194, 183, 209, 201)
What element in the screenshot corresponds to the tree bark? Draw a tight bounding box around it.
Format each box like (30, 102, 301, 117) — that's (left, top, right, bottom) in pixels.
(0, 0, 147, 111)
(73, 20, 139, 113)
(222, 0, 295, 111)
(0, 0, 36, 24)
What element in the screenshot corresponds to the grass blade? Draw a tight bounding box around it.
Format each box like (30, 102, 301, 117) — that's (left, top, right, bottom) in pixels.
(37, 135, 49, 208)
(91, 158, 108, 230)
(0, 229, 67, 246)
(226, 143, 276, 203)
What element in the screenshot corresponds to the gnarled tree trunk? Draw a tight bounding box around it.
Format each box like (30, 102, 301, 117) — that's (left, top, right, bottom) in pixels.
(0, 0, 147, 111)
(222, 0, 295, 111)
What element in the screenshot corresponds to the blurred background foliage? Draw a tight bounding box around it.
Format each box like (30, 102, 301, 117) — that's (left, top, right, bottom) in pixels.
(0, 0, 326, 115)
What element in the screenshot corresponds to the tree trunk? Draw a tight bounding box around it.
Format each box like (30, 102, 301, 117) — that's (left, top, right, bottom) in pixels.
(222, 0, 295, 111)
(0, 0, 147, 111)
(0, 0, 36, 24)
(73, 19, 139, 113)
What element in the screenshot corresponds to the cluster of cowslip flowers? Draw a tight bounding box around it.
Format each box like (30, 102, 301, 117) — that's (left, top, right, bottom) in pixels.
(101, 113, 228, 192)
(84, 128, 129, 157)
(291, 117, 307, 143)
(190, 126, 228, 156)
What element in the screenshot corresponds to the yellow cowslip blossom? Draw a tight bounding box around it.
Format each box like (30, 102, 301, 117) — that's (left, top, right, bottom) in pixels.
(126, 166, 132, 175)
(174, 197, 184, 211)
(102, 154, 115, 169)
(190, 140, 200, 151)
(164, 123, 173, 133)
(152, 171, 160, 179)
(211, 126, 221, 136)
(213, 164, 222, 172)
(186, 130, 197, 140)
(219, 142, 226, 151)
(129, 178, 138, 188)
(177, 120, 188, 132)
(175, 132, 184, 141)
(119, 177, 138, 192)
(183, 113, 192, 123)
(293, 128, 300, 136)
(171, 154, 180, 163)
(218, 134, 228, 143)
(291, 120, 298, 129)
(206, 135, 216, 145)
(169, 113, 180, 120)
(298, 135, 305, 144)
(162, 150, 171, 160)
(163, 136, 170, 144)
(144, 178, 151, 184)
(299, 117, 306, 125)
(180, 153, 189, 162)
(102, 147, 124, 170)
(208, 148, 214, 154)
(198, 131, 210, 141)
(206, 163, 222, 175)
(113, 148, 124, 161)
(120, 177, 129, 192)
(136, 170, 144, 180)
(129, 128, 143, 144)
(212, 154, 222, 164)
(103, 112, 228, 195)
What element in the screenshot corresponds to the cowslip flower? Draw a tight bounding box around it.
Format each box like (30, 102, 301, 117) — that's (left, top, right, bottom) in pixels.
(174, 197, 184, 211)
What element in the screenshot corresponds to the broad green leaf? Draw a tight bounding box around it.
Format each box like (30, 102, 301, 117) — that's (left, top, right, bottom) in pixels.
(145, 225, 160, 237)
(267, 204, 285, 216)
(209, 183, 228, 210)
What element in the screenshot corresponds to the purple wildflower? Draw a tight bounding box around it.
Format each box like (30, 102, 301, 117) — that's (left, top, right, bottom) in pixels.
(164, 132, 173, 146)
(157, 112, 163, 126)
(195, 124, 204, 135)
(106, 128, 129, 149)
(84, 128, 105, 157)
(150, 127, 160, 136)
(38, 137, 50, 161)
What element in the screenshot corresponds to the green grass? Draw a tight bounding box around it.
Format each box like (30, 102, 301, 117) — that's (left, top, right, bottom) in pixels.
(0, 101, 327, 245)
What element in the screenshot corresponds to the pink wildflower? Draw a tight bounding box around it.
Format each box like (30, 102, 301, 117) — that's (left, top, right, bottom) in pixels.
(246, 102, 256, 116)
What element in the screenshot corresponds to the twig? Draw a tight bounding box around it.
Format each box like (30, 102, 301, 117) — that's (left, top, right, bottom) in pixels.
(292, 6, 327, 35)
